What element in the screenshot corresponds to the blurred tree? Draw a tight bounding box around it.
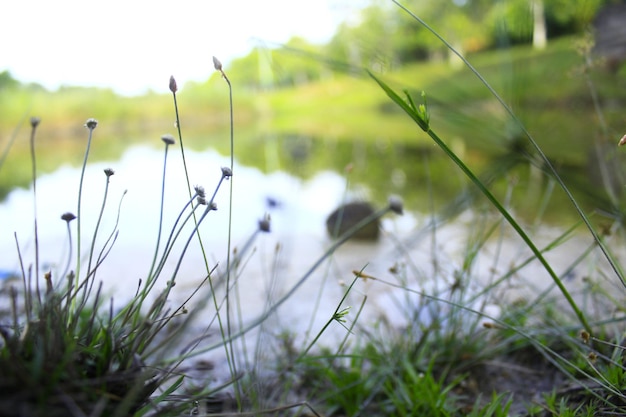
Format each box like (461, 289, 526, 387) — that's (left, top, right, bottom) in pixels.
(225, 0, 613, 87)
(394, 0, 492, 62)
(0, 71, 19, 90)
(271, 37, 327, 86)
(325, 3, 399, 71)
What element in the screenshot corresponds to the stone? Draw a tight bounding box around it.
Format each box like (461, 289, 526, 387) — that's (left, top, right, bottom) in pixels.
(325, 201, 379, 241)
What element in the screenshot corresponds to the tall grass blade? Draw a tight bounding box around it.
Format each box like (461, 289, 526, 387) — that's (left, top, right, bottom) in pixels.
(390, 0, 625, 287)
(368, 70, 592, 335)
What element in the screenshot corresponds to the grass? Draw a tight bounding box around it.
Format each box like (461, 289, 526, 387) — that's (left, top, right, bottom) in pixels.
(3, 8, 626, 417)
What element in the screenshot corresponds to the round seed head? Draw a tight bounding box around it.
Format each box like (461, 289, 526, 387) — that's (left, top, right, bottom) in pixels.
(258, 215, 271, 233)
(196, 196, 207, 206)
(30, 117, 41, 128)
(61, 212, 77, 222)
(388, 195, 404, 215)
(221, 167, 232, 178)
(161, 134, 175, 146)
(85, 118, 98, 129)
(210, 202, 218, 211)
(194, 185, 206, 198)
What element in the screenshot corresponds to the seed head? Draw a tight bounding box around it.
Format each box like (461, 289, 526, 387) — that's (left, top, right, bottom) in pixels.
(85, 118, 98, 130)
(221, 167, 232, 178)
(169, 75, 178, 93)
(258, 214, 271, 232)
(212, 56, 223, 71)
(197, 196, 207, 206)
(161, 134, 175, 146)
(30, 117, 41, 128)
(581, 330, 590, 344)
(194, 185, 206, 198)
(210, 202, 218, 211)
(61, 212, 77, 222)
(104, 168, 115, 177)
(388, 195, 404, 215)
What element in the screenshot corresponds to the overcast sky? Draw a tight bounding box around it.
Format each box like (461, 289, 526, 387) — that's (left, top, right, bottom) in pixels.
(0, 0, 369, 96)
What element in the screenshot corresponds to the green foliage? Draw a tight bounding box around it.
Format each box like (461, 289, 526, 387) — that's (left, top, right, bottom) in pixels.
(383, 359, 463, 416)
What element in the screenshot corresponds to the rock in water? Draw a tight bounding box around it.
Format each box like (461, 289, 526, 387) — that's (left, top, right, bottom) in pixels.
(326, 202, 379, 241)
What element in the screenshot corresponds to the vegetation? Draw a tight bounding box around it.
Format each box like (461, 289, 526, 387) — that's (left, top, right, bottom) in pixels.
(2, 1, 626, 416)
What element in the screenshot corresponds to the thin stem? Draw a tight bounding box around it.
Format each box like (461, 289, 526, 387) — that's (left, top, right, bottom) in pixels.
(222, 65, 238, 394)
(148, 142, 172, 279)
(75, 119, 98, 296)
(86, 170, 112, 283)
(28, 117, 41, 307)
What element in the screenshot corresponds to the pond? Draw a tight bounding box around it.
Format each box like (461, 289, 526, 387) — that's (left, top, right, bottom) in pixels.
(0, 135, 622, 384)
(0, 138, 616, 323)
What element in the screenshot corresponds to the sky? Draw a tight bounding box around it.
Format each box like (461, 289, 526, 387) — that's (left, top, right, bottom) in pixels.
(0, 0, 369, 96)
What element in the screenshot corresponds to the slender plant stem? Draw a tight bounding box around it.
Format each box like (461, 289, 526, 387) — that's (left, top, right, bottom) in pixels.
(62, 221, 74, 283)
(75, 120, 97, 297)
(28, 118, 41, 306)
(86, 171, 112, 283)
(221, 66, 238, 394)
(148, 142, 172, 279)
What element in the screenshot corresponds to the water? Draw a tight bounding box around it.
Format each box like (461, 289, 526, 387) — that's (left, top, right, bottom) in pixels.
(0, 143, 621, 388)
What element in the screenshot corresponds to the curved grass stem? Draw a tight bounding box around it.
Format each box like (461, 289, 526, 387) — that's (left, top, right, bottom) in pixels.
(28, 117, 41, 306)
(75, 119, 98, 304)
(368, 70, 592, 335)
(390, 0, 625, 288)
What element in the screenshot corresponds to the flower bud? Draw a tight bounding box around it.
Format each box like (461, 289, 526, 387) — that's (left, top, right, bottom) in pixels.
(161, 134, 175, 146)
(213, 56, 222, 71)
(61, 212, 77, 222)
(169, 75, 178, 93)
(85, 118, 98, 129)
(221, 167, 232, 178)
(388, 196, 404, 215)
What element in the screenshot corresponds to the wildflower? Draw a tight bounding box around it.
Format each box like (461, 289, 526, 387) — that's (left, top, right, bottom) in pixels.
(197, 196, 207, 206)
(581, 330, 590, 344)
(353, 269, 375, 282)
(221, 167, 232, 178)
(30, 117, 41, 128)
(61, 212, 77, 222)
(258, 214, 271, 232)
(213, 56, 222, 71)
(84, 118, 98, 130)
(194, 185, 206, 198)
(44, 271, 53, 294)
(169, 75, 178, 93)
(161, 134, 175, 145)
(104, 168, 115, 177)
(388, 195, 404, 215)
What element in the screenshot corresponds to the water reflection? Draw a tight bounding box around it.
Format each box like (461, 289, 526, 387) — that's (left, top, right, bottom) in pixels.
(0, 144, 412, 301)
(0, 144, 615, 320)
(2, 142, 624, 385)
